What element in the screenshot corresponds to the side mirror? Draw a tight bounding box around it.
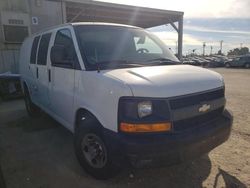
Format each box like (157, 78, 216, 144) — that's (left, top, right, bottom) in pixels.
(50, 45, 73, 68)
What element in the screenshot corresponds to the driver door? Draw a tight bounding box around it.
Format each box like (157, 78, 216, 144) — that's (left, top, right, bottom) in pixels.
(48, 28, 80, 126)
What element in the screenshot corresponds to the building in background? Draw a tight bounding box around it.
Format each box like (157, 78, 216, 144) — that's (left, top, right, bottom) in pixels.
(0, 0, 64, 50)
(0, 0, 65, 73)
(0, 0, 183, 73)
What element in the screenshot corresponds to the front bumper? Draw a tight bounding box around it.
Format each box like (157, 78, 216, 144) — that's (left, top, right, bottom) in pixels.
(104, 109, 233, 168)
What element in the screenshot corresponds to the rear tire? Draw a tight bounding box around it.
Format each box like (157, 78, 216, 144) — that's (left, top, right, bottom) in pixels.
(23, 84, 40, 117)
(74, 113, 119, 180)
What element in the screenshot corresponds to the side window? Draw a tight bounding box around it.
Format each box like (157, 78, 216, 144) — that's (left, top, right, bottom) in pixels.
(53, 29, 79, 69)
(30, 36, 40, 64)
(134, 36, 163, 54)
(37, 33, 52, 65)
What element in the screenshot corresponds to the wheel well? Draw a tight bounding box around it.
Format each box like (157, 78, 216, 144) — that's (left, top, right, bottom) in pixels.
(22, 81, 28, 93)
(74, 108, 102, 132)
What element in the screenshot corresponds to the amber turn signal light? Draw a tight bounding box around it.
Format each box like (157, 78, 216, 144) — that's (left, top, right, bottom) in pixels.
(120, 122, 172, 133)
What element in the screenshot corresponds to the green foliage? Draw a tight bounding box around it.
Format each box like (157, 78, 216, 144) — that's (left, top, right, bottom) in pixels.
(228, 47, 249, 56)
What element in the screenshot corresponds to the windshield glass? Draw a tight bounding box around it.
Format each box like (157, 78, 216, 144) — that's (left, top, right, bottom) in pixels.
(74, 25, 179, 70)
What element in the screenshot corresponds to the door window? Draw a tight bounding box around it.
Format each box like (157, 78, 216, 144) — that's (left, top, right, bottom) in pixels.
(53, 29, 79, 69)
(30, 36, 40, 64)
(37, 33, 52, 65)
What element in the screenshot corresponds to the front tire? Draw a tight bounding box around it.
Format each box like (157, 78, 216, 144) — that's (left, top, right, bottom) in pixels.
(74, 113, 119, 179)
(225, 63, 231, 68)
(244, 63, 250, 68)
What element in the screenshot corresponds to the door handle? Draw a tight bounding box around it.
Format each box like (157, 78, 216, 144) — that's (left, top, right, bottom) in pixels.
(48, 69, 51, 82)
(36, 67, 39, 79)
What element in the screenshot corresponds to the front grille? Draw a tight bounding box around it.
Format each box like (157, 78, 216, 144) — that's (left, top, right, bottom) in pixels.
(169, 88, 224, 110)
(173, 107, 224, 132)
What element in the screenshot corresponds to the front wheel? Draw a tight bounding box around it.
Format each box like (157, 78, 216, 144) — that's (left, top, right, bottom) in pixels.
(74, 114, 119, 179)
(244, 63, 250, 68)
(225, 63, 231, 68)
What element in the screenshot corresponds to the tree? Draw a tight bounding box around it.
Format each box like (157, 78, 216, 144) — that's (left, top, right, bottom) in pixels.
(228, 47, 249, 56)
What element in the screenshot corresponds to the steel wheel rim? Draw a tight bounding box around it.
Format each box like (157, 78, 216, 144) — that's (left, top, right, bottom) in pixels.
(81, 133, 107, 168)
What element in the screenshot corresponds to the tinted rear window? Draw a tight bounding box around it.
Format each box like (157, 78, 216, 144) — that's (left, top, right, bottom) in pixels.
(30, 36, 40, 64)
(37, 33, 52, 65)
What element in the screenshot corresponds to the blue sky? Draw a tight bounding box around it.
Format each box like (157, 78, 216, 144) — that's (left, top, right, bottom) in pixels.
(96, 0, 250, 55)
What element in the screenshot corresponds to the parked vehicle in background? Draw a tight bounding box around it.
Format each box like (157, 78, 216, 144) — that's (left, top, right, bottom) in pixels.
(182, 58, 197, 65)
(19, 22, 233, 179)
(211, 57, 225, 67)
(225, 56, 250, 68)
(183, 55, 228, 68)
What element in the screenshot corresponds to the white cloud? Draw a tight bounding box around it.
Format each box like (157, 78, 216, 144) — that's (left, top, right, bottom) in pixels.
(94, 0, 250, 54)
(185, 25, 250, 36)
(153, 31, 202, 46)
(152, 31, 250, 55)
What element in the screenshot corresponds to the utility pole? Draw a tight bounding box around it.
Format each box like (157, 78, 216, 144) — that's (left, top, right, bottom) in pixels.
(210, 46, 213, 55)
(240, 43, 243, 49)
(220, 40, 223, 54)
(203, 42, 206, 56)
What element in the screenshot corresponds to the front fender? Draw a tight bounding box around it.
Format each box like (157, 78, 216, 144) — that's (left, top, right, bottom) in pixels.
(74, 71, 133, 132)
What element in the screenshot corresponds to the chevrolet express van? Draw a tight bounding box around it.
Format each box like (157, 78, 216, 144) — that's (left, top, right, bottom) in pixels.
(19, 22, 233, 179)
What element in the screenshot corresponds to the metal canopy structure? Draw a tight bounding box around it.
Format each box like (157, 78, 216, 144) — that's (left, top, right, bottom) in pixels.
(64, 0, 184, 59)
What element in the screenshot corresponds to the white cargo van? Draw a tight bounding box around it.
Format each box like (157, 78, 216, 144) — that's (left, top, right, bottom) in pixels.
(19, 22, 233, 179)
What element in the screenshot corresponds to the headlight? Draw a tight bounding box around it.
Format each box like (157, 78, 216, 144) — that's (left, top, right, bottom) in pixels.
(118, 97, 171, 133)
(138, 101, 152, 118)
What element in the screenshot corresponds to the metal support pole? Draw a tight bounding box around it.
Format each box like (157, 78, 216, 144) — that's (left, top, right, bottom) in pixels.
(220, 40, 223, 54)
(177, 16, 183, 61)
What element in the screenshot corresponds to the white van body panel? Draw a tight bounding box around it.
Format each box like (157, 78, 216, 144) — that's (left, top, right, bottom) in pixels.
(19, 22, 225, 134)
(103, 65, 224, 97)
(74, 71, 133, 132)
(47, 26, 75, 131)
(19, 37, 39, 102)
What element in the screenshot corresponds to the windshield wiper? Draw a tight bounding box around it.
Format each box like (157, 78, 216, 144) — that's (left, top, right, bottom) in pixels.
(147, 58, 180, 65)
(114, 63, 145, 68)
(96, 60, 145, 70)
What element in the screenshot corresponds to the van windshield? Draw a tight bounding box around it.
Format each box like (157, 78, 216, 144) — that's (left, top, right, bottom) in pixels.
(74, 25, 180, 70)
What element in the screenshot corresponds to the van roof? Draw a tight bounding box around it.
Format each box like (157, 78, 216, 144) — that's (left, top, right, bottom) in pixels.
(31, 22, 140, 37)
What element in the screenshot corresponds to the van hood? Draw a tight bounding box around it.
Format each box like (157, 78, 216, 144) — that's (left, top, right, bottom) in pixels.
(103, 65, 224, 97)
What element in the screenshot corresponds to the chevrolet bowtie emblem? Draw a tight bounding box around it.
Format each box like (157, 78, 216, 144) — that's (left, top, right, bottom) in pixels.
(199, 104, 211, 113)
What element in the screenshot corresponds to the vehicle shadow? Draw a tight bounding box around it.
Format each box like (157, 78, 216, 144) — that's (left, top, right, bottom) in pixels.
(105, 154, 212, 188)
(1, 110, 246, 188)
(3, 112, 212, 188)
